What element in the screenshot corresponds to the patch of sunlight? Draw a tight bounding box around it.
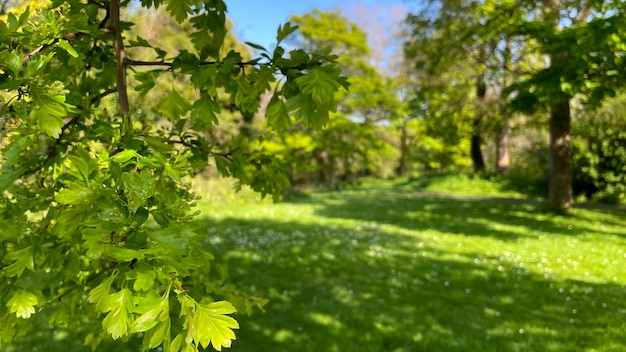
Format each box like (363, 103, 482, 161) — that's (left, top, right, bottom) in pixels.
(498, 295, 514, 305)
(309, 312, 343, 332)
(53, 330, 69, 341)
(428, 322, 454, 338)
(373, 320, 395, 334)
(487, 324, 558, 340)
(273, 329, 295, 342)
(331, 286, 357, 307)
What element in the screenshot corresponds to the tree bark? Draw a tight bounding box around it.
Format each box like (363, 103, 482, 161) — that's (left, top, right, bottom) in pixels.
(470, 124, 485, 172)
(543, 0, 590, 210)
(548, 98, 573, 209)
(110, 0, 129, 115)
(471, 77, 486, 172)
(396, 119, 408, 176)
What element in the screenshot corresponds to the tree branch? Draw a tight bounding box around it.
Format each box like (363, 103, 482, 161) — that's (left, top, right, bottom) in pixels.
(17, 86, 116, 179)
(573, 5, 593, 24)
(87, 0, 107, 9)
(124, 57, 323, 72)
(91, 86, 117, 103)
(125, 58, 261, 67)
(125, 58, 176, 67)
(110, 0, 129, 115)
(22, 33, 81, 64)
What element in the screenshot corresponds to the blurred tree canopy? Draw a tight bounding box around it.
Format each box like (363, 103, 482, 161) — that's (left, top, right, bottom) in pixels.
(404, 0, 626, 209)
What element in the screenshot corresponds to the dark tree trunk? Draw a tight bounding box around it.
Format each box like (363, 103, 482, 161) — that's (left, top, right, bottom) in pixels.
(548, 99, 573, 209)
(396, 120, 408, 177)
(470, 128, 485, 172)
(471, 77, 486, 172)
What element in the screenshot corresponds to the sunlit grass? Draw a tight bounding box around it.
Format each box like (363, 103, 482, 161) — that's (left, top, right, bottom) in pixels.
(8, 176, 626, 352)
(197, 179, 626, 352)
(356, 172, 545, 200)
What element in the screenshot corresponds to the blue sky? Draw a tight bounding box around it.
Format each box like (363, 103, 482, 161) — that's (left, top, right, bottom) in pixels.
(225, 0, 413, 50)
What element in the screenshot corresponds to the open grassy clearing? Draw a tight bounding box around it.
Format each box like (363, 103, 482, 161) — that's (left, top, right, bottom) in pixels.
(196, 179, 626, 352)
(6, 177, 626, 352)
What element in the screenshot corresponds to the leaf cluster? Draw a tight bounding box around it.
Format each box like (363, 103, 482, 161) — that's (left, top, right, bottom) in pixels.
(0, 0, 347, 351)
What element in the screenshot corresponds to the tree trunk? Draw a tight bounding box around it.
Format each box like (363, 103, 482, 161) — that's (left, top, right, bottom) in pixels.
(470, 127, 485, 172)
(548, 99, 573, 209)
(471, 77, 486, 173)
(396, 120, 408, 176)
(495, 110, 510, 174)
(496, 37, 512, 175)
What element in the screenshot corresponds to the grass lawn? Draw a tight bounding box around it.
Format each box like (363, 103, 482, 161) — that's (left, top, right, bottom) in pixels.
(7, 176, 626, 351)
(195, 178, 626, 352)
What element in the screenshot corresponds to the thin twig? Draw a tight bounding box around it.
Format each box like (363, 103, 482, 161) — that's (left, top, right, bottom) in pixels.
(91, 86, 117, 103)
(22, 33, 82, 64)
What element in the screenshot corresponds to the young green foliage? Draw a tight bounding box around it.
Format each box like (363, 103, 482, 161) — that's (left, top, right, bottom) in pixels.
(0, 0, 347, 350)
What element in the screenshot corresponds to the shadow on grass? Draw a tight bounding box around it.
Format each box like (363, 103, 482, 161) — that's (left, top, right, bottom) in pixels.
(197, 195, 626, 352)
(9, 191, 625, 352)
(311, 190, 626, 241)
(399, 172, 549, 200)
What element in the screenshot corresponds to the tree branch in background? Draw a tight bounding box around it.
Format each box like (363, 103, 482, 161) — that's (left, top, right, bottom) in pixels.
(110, 0, 129, 115)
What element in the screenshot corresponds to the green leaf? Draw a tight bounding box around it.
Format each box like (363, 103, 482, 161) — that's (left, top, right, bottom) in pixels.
(192, 301, 239, 351)
(277, 22, 299, 44)
(163, 164, 181, 181)
(38, 113, 64, 138)
(146, 320, 170, 350)
(6, 290, 38, 319)
(128, 36, 151, 47)
(30, 101, 66, 139)
(4, 246, 34, 278)
(122, 168, 155, 210)
(88, 274, 116, 311)
(17, 5, 30, 27)
(0, 19, 7, 36)
(134, 70, 160, 95)
(149, 223, 194, 258)
(107, 246, 143, 262)
(7, 12, 18, 31)
(144, 136, 174, 153)
(58, 39, 79, 58)
(0, 50, 24, 75)
(287, 93, 329, 129)
(139, 0, 165, 8)
(245, 41, 267, 52)
(56, 185, 94, 205)
(266, 96, 291, 131)
(191, 93, 220, 128)
(133, 268, 156, 292)
(0, 168, 26, 193)
(68, 148, 98, 184)
(151, 211, 170, 228)
(131, 295, 168, 333)
(26, 52, 56, 77)
(110, 149, 140, 163)
(135, 206, 150, 225)
(295, 66, 341, 106)
(156, 89, 192, 121)
(170, 332, 185, 352)
(166, 0, 194, 23)
(101, 289, 133, 340)
(0, 220, 20, 242)
(214, 155, 231, 177)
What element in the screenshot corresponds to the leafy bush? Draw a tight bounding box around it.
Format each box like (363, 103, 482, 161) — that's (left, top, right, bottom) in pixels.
(572, 96, 626, 204)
